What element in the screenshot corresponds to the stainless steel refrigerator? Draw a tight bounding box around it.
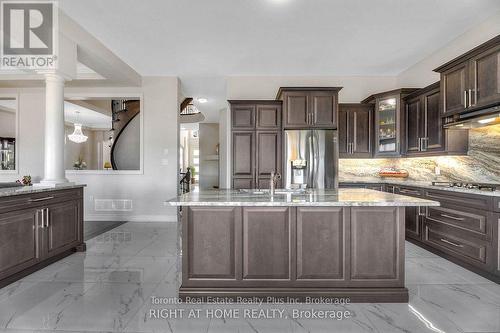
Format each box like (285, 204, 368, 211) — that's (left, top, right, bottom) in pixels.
(283, 130, 338, 189)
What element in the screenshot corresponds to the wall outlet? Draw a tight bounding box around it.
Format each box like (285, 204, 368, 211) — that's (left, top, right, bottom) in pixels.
(161, 158, 169, 166)
(435, 166, 441, 176)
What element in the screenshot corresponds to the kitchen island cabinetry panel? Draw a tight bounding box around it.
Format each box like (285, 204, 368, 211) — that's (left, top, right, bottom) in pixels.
(296, 207, 346, 281)
(170, 189, 440, 302)
(186, 207, 239, 281)
(242, 207, 291, 280)
(350, 207, 402, 284)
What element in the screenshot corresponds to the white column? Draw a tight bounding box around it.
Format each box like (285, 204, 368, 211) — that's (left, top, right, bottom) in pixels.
(38, 73, 70, 186)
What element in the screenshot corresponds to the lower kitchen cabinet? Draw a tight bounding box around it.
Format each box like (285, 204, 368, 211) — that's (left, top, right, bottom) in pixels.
(393, 186, 424, 241)
(0, 208, 40, 281)
(0, 187, 85, 287)
(44, 200, 82, 258)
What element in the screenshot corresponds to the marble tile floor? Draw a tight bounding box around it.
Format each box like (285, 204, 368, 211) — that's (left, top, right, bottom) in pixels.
(0, 222, 498, 333)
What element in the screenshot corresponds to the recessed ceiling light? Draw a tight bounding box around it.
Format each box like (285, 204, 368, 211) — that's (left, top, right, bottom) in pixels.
(197, 98, 208, 104)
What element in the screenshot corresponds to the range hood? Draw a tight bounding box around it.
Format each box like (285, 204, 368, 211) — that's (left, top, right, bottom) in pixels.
(443, 105, 500, 129)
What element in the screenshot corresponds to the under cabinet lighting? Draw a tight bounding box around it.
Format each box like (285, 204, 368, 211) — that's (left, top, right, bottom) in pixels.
(478, 117, 497, 124)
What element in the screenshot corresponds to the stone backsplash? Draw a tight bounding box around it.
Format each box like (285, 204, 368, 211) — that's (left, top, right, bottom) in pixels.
(339, 124, 500, 184)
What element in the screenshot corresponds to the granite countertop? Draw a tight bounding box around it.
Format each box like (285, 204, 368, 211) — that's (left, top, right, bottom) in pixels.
(0, 184, 86, 198)
(340, 179, 500, 197)
(167, 188, 440, 207)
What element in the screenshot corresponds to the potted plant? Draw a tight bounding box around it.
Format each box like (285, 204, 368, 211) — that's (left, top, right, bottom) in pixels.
(73, 156, 87, 170)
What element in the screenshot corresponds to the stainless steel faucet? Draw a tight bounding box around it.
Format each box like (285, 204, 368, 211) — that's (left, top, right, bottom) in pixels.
(270, 171, 281, 196)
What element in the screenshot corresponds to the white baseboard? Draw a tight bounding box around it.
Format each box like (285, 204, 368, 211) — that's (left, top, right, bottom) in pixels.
(85, 214, 177, 223)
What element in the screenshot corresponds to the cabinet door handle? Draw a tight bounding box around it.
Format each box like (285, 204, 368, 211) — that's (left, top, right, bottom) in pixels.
(418, 138, 422, 151)
(440, 238, 464, 248)
(29, 196, 54, 203)
(35, 210, 41, 258)
(40, 208, 45, 229)
(464, 90, 468, 108)
(400, 189, 420, 195)
(45, 208, 50, 228)
(468, 89, 473, 107)
(440, 213, 465, 221)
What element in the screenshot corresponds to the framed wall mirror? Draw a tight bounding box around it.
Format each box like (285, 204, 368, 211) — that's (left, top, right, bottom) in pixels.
(0, 96, 18, 173)
(64, 95, 143, 174)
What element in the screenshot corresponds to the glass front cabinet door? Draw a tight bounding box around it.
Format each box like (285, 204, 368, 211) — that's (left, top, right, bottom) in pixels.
(375, 96, 400, 156)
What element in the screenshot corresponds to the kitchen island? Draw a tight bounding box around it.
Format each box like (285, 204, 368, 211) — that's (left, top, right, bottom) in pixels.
(168, 188, 439, 302)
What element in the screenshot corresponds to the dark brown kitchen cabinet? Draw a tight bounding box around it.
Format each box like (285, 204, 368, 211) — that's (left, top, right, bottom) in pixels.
(362, 89, 417, 157)
(339, 104, 373, 158)
(0, 208, 40, 281)
(412, 187, 500, 283)
(440, 63, 469, 116)
(277, 87, 341, 129)
(231, 103, 255, 129)
(181, 206, 407, 299)
(404, 83, 468, 156)
(296, 207, 346, 281)
(256, 103, 282, 129)
(44, 200, 81, 258)
(229, 101, 282, 189)
(256, 131, 281, 189)
(0, 187, 85, 288)
(470, 43, 500, 109)
(393, 186, 424, 241)
(232, 131, 255, 178)
(435, 35, 500, 117)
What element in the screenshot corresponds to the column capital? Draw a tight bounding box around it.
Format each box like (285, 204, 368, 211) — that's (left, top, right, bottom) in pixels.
(39, 70, 73, 82)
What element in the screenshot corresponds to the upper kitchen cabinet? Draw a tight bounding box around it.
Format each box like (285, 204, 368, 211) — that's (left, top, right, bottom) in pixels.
(403, 83, 468, 156)
(229, 100, 282, 130)
(362, 89, 417, 157)
(277, 87, 342, 129)
(434, 35, 500, 119)
(338, 104, 373, 158)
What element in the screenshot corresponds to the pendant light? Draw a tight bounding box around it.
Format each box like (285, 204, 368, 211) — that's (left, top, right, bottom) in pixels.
(68, 111, 88, 143)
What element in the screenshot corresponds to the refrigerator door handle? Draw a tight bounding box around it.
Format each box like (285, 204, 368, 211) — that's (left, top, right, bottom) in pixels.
(308, 134, 314, 187)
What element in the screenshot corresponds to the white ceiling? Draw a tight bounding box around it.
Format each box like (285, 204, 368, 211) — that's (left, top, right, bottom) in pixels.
(58, 0, 500, 121)
(64, 101, 112, 129)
